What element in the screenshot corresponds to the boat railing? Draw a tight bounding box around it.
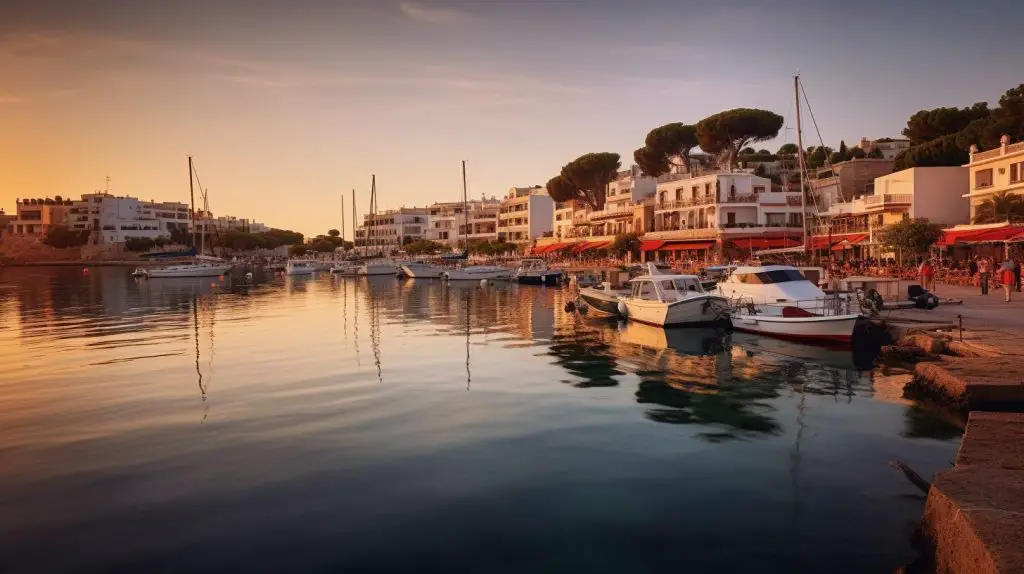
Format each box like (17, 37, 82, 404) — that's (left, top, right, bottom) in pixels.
(729, 293, 854, 316)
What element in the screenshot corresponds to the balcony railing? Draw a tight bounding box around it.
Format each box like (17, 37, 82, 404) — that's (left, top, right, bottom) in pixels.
(588, 204, 634, 221)
(657, 195, 716, 210)
(862, 193, 913, 207)
(721, 194, 757, 204)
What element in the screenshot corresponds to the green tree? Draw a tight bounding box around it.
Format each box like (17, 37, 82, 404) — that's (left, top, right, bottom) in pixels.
(404, 239, 445, 255)
(753, 164, 767, 177)
(546, 152, 622, 210)
(125, 237, 157, 252)
(695, 108, 784, 168)
(837, 140, 849, 161)
(610, 232, 641, 259)
(956, 85, 1024, 151)
(289, 244, 310, 257)
(972, 190, 1024, 224)
(848, 146, 866, 159)
(264, 228, 304, 245)
(829, 151, 844, 165)
(740, 146, 756, 155)
(776, 143, 798, 155)
(633, 123, 698, 176)
(892, 134, 968, 170)
(42, 227, 90, 248)
(878, 218, 944, 263)
(807, 146, 832, 169)
(866, 147, 884, 159)
(902, 103, 990, 146)
(328, 229, 340, 237)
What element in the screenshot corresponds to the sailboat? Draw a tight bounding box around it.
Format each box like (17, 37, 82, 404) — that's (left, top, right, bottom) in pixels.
(356, 174, 400, 276)
(438, 161, 512, 281)
(143, 157, 233, 279)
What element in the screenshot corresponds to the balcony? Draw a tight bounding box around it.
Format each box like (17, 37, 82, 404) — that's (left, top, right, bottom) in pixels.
(862, 193, 913, 208)
(656, 195, 716, 211)
(721, 194, 757, 204)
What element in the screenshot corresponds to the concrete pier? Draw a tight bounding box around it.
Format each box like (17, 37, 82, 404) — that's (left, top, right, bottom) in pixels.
(923, 412, 1024, 574)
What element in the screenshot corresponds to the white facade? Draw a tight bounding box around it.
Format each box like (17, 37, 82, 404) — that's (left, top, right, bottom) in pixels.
(354, 207, 430, 252)
(558, 166, 657, 240)
(69, 194, 176, 244)
(859, 137, 911, 160)
(652, 173, 804, 236)
(424, 198, 500, 245)
(497, 186, 553, 243)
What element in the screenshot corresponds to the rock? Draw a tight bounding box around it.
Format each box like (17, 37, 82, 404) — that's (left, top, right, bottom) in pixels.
(898, 332, 949, 355)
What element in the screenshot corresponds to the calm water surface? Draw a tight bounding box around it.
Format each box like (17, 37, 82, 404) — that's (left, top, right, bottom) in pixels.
(0, 267, 961, 573)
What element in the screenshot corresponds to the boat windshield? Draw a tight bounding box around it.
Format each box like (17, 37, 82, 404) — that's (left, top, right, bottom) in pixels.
(660, 279, 701, 293)
(731, 269, 807, 285)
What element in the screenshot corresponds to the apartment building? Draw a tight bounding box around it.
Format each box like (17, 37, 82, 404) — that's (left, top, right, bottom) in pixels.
(424, 198, 500, 245)
(810, 166, 969, 256)
(810, 158, 895, 210)
(560, 166, 656, 241)
(6, 198, 72, 237)
(964, 135, 1024, 222)
(858, 137, 911, 161)
(354, 207, 430, 252)
(496, 186, 553, 243)
(645, 172, 806, 257)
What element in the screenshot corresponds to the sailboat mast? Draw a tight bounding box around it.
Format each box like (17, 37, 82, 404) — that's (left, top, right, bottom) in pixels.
(794, 75, 809, 257)
(352, 189, 357, 255)
(188, 156, 196, 251)
(341, 193, 345, 243)
(461, 160, 468, 252)
(370, 174, 377, 256)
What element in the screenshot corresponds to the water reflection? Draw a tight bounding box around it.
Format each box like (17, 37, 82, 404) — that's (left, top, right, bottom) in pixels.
(0, 266, 965, 574)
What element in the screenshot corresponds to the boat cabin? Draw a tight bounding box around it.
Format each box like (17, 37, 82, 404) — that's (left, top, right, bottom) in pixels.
(629, 275, 706, 303)
(717, 265, 826, 303)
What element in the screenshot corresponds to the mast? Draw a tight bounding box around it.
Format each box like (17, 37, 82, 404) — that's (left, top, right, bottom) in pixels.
(369, 174, 377, 256)
(794, 75, 809, 257)
(352, 189, 357, 256)
(461, 160, 468, 253)
(188, 156, 196, 251)
(340, 193, 345, 243)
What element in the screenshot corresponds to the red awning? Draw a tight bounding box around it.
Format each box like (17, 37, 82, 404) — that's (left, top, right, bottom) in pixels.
(809, 236, 836, 250)
(580, 241, 612, 251)
(572, 242, 594, 252)
(729, 236, 802, 250)
(640, 240, 666, 252)
(529, 245, 548, 255)
(959, 226, 1024, 244)
(936, 228, 993, 247)
(661, 241, 715, 251)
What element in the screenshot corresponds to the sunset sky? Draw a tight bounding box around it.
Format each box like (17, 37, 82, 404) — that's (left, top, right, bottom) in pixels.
(2, 0, 1020, 236)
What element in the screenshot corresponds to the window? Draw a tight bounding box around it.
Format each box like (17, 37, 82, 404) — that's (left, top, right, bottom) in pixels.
(754, 186, 766, 194)
(631, 281, 654, 298)
(727, 212, 736, 225)
(1011, 162, 1023, 183)
(738, 269, 806, 284)
(975, 168, 993, 189)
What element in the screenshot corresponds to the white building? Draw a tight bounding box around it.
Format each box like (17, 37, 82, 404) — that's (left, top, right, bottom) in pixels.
(424, 198, 500, 245)
(565, 166, 656, 240)
(354, 207, 430, 253)
(809, 166, 969, 255)
(645, 172, 806, 256)
(496, 186, 554, 243)
(69, 194, 177, 244)
(858, 137, 911, 161)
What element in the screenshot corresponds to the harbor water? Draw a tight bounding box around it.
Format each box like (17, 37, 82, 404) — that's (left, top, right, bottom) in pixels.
(0, 266, 961, 573)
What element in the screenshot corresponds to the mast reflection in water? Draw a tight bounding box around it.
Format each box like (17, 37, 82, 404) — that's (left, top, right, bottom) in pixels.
(0, 267, 963, 574)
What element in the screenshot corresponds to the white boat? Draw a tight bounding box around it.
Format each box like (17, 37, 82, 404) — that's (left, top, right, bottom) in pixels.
(145, 261, 233, 278)
(330, 261, 360, 275)
(619, 264, 730, 327)
(400, 261, 447, 279)
(285, 260, 317, 275)
(578, 282, 629, 316)
(442, 265, 513, 281)
(716, 265, 861, 344)
(357, 260, 399, 276)
(514, 258, 562, 285)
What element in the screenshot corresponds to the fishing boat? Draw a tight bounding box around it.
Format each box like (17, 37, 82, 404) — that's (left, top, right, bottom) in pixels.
(330, 261, 360, 275)
(578, 282, 630, 316)
(285, 260, 317, 275)
(144, 158, 233, 279)
(716, 265, 861, 343)
(514, 258, 562, 285)
(618, 263, 730, 327)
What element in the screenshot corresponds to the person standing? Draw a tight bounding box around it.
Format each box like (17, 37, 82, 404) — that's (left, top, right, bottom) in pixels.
(1014, 256, 1022, 293)
(1000, 257, 1015, 302)
(968, 256, 978, 284)
(978, 256, 991, 295)
(918, 258, 935, 293)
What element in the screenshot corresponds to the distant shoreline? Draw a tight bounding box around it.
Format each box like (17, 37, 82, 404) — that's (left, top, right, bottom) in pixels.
(3, 260, 155, 268)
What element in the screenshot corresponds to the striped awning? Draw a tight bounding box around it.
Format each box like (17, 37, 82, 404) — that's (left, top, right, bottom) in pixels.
(640, 240, 666, 252)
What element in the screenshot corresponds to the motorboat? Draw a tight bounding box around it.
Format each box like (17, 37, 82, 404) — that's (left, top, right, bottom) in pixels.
(442, 265, 513, 281)
(285, 260, 317, 276)
(330, 261, 360, 276)
(357, 260, 400, 276)
(618, 264, 730, 327)
(715, 265, 861, 344)
(514, 258, 562, 285)
(578, 282, 630, 317)
(400, 261, 447, 279)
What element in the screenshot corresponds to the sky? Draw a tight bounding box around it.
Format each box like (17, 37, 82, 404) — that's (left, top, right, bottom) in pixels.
(2, 0, 1022, 237)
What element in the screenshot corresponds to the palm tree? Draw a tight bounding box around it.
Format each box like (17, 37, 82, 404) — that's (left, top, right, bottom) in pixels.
(973, 191, 1024, 224)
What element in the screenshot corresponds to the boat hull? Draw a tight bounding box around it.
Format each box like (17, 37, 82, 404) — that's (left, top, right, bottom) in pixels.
(623, 295, 729, 327)
(400, 264, 445, 279)
(517, 272, 561, 285)
(147, 264, 233, 278)
(443, 266, 512, 281)
(729, 312, 860, 344)
(358, 263, 400, 276)
(579, 288, 623, 316)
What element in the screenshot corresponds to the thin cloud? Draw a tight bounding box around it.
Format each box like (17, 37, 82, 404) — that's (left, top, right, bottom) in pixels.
(0, 95, 24, 104)
(399, 2, 473, 25)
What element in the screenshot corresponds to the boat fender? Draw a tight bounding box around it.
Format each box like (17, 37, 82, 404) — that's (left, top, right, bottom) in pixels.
(616, 301, 629, 317)
(480, 279, 487, 287)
